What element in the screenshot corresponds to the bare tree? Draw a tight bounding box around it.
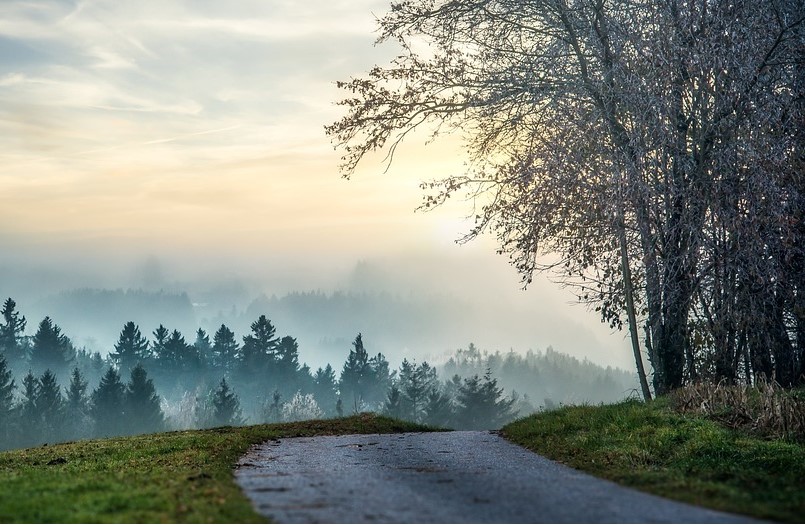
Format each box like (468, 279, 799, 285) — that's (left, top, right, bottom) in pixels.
(328, 0, 804, 395)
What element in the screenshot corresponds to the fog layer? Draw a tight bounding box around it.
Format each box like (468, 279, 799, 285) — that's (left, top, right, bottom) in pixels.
(0, 243, 632, 371)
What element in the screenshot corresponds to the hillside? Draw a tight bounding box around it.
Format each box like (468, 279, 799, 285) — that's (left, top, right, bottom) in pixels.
(0, 415, 428, 523)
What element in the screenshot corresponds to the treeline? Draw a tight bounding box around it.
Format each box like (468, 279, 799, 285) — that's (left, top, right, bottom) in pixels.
(0, 297, 543, 451)
(442, 344, 638, 408)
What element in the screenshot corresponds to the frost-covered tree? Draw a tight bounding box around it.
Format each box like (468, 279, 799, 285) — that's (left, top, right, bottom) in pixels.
(282, 392, 323, 422)
(328, 0, 805, 394)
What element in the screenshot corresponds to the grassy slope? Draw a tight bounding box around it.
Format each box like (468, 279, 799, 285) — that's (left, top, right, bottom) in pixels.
(502, 399, 805, 523)
(0, 414, 430, 523)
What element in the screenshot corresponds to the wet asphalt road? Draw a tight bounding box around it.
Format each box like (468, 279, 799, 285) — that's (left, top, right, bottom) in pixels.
(235, 431, 755, 523)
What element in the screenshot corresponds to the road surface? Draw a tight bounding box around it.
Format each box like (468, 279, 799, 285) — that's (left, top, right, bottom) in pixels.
(235, 431, 756, 523)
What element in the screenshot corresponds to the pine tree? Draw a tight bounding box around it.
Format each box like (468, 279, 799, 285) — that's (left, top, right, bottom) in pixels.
(30, 317, 74, 377)
(193, 328, 213, 369)
(211, 324, 239, 374)
(152, 325, 169, 358)
(18, 371, 39, 443)
(240, 315, 279, 377)
(397, 359, 437, 423)
(455, 370, 517, 430)
(384, 385, 402, 419)
(37, 370, 65, 443)
(210, 377, 243, 427)
(423, 387, 453, 427)
(155, 329, 199, 374)
(91, 366, 126, 437)
(313, 364, 338, 416)
(0, 357, 16, 448)
(125, 364, 164, 435)
(276, 336, 300, 382)
(0, 298, 26, 369)
(64, 367, 90, 441)
(339, 333, 370, 412)
(109, 322, 149, 374)
(367, 352, 393, 409)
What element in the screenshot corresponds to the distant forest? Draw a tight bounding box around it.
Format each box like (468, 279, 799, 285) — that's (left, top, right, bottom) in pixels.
(0, 297, 637, 451)
(33, 287, 475, 363)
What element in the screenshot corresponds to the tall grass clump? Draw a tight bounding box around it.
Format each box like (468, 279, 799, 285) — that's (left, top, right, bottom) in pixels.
(670, 379, 805, 441)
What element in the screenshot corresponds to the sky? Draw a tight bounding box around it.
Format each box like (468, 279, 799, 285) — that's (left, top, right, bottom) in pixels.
(0, 0, 636, 370)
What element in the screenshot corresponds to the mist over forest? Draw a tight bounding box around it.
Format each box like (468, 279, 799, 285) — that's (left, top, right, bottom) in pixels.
(0, 247, 634, 372)
(0, 245, 640, 451)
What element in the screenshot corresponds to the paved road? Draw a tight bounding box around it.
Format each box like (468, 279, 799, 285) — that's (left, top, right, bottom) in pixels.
(235, 431, 756, 523)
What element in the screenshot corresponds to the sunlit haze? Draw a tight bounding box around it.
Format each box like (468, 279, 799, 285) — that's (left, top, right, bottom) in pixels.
(0, 0, 634, 371)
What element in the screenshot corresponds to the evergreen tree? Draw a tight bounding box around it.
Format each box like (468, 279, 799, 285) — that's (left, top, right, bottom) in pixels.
(30, 317, 74, 377)
(384, 385, 402, 419)
(36, 370, 65, 443)
(91, 366, 126, 437)
(240, 315, 279, 377)
(0, 298, 26, 369)
(156, 329, 199, 374)
(152, 325, 169, 358)
(275, 336, 300, 393)
(296, 363, 316, 396)
(193, 328, 213, 370)
(367, 352, 393, 409)
(109, 322, 149, 374)
(339, 333, 370, 412)
(423, 387, 453, 427)
(18, 371, 39, 443)
(397, 359, 438, 423)
(0, 357, 16, 448)
(125, 364, 164, 435)
(210, 377, 244, 427)
(312, 364, 338, 416)
(454, 370, 517, 430)
(211, 324, 239, 374)
(64, 367, 90, 441)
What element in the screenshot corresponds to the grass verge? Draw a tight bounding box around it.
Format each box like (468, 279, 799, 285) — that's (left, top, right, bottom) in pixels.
(0, 414, 431, 523)
(502, 399, 805, 522)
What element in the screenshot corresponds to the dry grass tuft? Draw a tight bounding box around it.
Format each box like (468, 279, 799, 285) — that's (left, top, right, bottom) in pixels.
(670, 380, 805, 440)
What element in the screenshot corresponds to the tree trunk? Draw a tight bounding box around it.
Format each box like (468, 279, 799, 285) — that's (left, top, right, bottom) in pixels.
(616, 203, 652, 401)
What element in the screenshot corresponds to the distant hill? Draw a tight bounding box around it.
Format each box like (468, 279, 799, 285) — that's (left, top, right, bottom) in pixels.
(441, 344, 639, 408)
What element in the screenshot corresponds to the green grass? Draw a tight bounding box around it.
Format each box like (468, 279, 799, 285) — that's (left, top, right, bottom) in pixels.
(502, 399, 805, 522)
(0, 414, 431, 523)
